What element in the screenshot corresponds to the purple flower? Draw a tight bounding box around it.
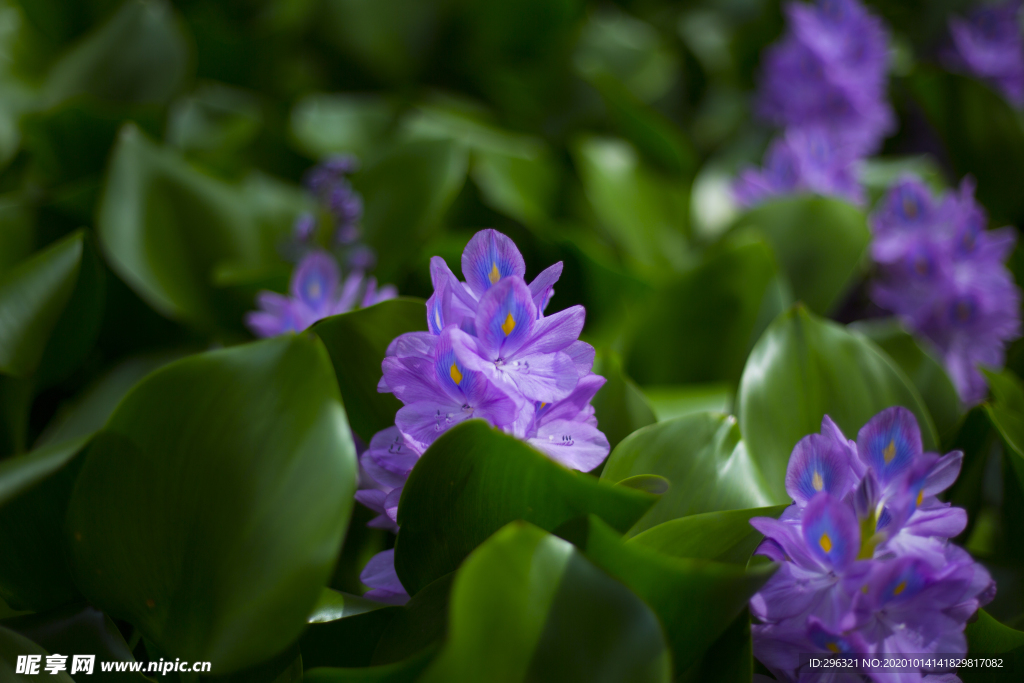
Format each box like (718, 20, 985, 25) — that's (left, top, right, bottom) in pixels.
(245, 250, 397, 337)
(944, 1, 1024, 108)
(359, 549, 410, 605)
(750, 408, 994, 682)
(756, 0, 894, 153)
(355, 229, 609, 605)
(733, 127, 865, 208)
(869, 176, 1022, 404)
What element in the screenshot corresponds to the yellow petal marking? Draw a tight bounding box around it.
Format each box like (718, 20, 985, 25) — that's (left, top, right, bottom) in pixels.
(502, 312, 516, 336)
(489, 263, 501, 284)
(883, 439, 896, 464)
(450, 363, 462, 385)
(826, 642, 840, 654)
(902, 195, 917, 219)
(812, 471, 824, 492)
(916, 489, 923, 507)
(893, 581, 907, 596)
(539, 402, 547, 409)
(819, 532, 832, 553)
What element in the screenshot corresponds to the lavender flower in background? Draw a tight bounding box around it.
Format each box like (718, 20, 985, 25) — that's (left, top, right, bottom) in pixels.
(245, 155, 397, 338)
(733, 127, 864, 208)
(944, 1, 1024, 108)
(355, 229, 610, 604)
(757, 0, 894, 154)
(750, 408, 994, 682)
(870, 175, 1021, 404)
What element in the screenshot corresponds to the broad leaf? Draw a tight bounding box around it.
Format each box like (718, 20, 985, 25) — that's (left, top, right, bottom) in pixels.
(629, 506, 787, 564)
(290, 94, 398, 162)
(730, 195, 870, 315)
(419, 522, 671, 683)
(0, 624, 74, 682)
(738, 306, 936, 501)
(65, 336, 357, 673)
(642, 384, 732, 422)
(313, 298, 428, 443)
(395, 420, 657, 595)
(962, 609, 1024, 683)
(591, 350, 656, 451)
(601, 412, 782, 535)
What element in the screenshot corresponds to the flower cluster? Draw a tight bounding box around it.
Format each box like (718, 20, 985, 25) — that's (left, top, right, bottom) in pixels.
(733, 127, 863, 208)
(750, 408, 995, 682)
(246, 155, 396, 337)
(944, 1, 1024, 108)
(869, 176, 1021, 404)
(735, 0, 892, 208)
(355, 229, 610, 603)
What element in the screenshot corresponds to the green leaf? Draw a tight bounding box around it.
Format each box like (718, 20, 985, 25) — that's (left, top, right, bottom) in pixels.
(370, 573, 452, 666)
(629, 506, 787, 564)
(0, 195, 34, 276)
(419, 521, 671, 683)
(738, 306, 937, 502)
(97, 124, 278, 329)
(623, 237, 779, 386)
(982, 369, 1024, 517)
(355, 139, 468, 283)
(962, 609, 1024, 683)
(1, 603, 148, 682)
(643, 384, 733, 423)
(730, 195, 870, 315)
(0, 436, 90, 508)
(301, 608, 403, 670)
(313, 298, 428, 443)
(304, 648, 436, 683)
(676, 608, 754, 683)
(853, 318, 962, 440)
(0, 624, 74, 682)
(601, 412, 781, 535)
(909, 69, 1024, 225)
(42, 0, 188, 107)
(591, 350, 656, 451)
(471, 149, 559, 229)
(290, 94, 398, 162)
(394, 420, 657, 595)
(307, 588, 387, 624)
(572, 135, 689, 274)
(563, 515, 774, 676)
(65, 335, 358, 673)
(0, 231, 84, 377)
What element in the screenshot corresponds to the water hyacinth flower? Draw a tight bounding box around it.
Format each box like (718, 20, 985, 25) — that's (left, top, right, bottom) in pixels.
(757, 0, 894, 154)
(355, 229, 610, 604)
(869, 175, 1022, 404)
(944, 1, 1024, 108)
(750, 408, 994, 682)
(733, 127, 864, 208)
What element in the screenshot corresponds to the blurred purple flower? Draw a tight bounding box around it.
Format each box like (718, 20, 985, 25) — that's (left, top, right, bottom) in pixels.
(944, 1, 1024, 107)
(870, 176, 1022, 404)
(751, 408, 994, 682)
(733, 127, 864, 207)
(355, 229, 609, 605)
(757, 0, 894, 153)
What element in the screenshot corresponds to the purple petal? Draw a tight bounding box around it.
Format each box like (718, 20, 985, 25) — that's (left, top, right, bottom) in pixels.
(291, 251, 340, 316)
(246, 292, 303, 337)
(396, 399, 474, 452)
(461, 229, 526, 297)
(382, 356, 449, 405)
(472, 276, 537, 360)
(365, 426, 421, 482)
(923, 451, 963, 496)
(431, 255, 479, 311)
(565, 340, 596, 376)
(537, 373, 607, 425)
(360, 549, 410, 605)
(386, 332, 438, 360)
(750, 516, 820, 570)
(786, 432, 859, 504)
(493, 351, 580, 404)
(333, 271, 364, 315)
(528, 416, 609, 472)
(802, 493, 860, 571)
(529, 262, 563, 315)
(522, 305, 586, 355)
(856, 406, 923, 485)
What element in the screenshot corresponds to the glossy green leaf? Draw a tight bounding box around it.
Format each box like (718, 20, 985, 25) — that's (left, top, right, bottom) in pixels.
(304, 648, 436, 683)
(301, 608, 403, 670)
(730, 195, 870, 315)
(0, 624, 74, 682)
(97, 124, 272, 329)
(307, 588, 387, 624)
(395, 420, 657, 595)
(564, 515, 774, 676)
(0, 231, 83, 377)
(853, 318, 962, 439)
(623, 237, 778, 386)
(601, 412, 781, 535)
(0, 435, 90, 508)
(290, 94, 398, 162)
(572, 135, 689, 274)
(629, 506, 787, 564)
(591, 350, 656, 451)
(909, 69, 1024, 225)
(962, 609, 1024, 683)
(738, 306, 937, 501)
(65, 335, 358, 673)
(676, 608, 754, 683)
(42, 0, 188, 107)
(313, 298, 428, 442)
(2, 603, 148, 682)
(419, 521, 670, 683)
(643, 383, 733, 422)
(354, 139, 468, 282)
(0, 195, 34, 276)
(0, 376, 31, 457)
(984, 369, 1024, 468)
